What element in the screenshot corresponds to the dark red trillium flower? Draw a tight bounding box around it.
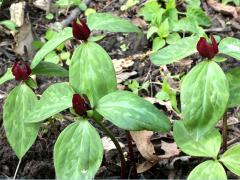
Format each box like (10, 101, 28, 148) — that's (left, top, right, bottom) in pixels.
(197, 35, 219, 59)
(72, 94, 91, 116)
(72, 18, 91, 41)
(12, 60, 32, 81)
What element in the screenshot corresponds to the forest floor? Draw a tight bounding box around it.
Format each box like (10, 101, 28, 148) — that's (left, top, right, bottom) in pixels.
(1, 0, 240, 179)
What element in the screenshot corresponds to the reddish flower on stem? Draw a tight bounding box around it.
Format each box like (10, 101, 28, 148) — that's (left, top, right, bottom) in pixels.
(12, 60, 32, 81)
(72, 94, 91, 116)
(72, 18, 91, 41)
(196, 35, 219, 59)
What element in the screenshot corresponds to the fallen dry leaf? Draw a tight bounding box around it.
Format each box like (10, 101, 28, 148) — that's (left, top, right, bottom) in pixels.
(207, 0, 240, 22)
(130, 131, 158, 161)
(14, 22, 35, 59)
(137, 161, 157, 173)
(101, 137, 125, 153)
(131, 131, 180, 173)
(159, 141, 180, 159)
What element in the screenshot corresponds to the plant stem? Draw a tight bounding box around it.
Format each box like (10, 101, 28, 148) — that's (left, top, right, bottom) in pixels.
(126, 131, 138, 178)
(222, 112, 228, 152)
(94, 119, 126, 179)
(13, 158, 22, 180)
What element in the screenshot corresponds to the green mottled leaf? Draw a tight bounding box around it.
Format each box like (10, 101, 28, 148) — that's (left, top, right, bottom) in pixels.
(187, 160, 227, 180)
(25, 83, 74, 123)
(3, 84, 39, 158)
(173, 121, 221, 158)
(219, 37, 240, 60)
(138, 0, 160, 21)
(150, 36, 199, 66)
(96, 91, 171, 132)
(181, 61, 229, 139)
(87, 13, 140, 33)
(31, 27, 73, 69)
(220, 144, 240, 176)
(0, 68, 14, 85)
(32, 61, 69, 77)
(152, 37, 165, 51)
(54, 120, 103, 180)
(69, 42, 117, 106)
(186, 7, 211, 27)
(226, 66, 240, 107)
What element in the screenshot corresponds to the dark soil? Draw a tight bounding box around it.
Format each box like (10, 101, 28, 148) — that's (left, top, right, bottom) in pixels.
(1, 0, 240, 179)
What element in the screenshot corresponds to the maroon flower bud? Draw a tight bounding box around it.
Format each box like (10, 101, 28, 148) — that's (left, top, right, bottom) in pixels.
(196, 35, 219, 59)
(12, 60, 32, 81)
(72, 94, 91, 116)
(72, 18, 91, 41)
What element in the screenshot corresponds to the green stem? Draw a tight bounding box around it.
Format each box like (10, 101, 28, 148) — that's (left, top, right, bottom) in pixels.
(93, 119, 126, 178)
(13, 158, 22, 180)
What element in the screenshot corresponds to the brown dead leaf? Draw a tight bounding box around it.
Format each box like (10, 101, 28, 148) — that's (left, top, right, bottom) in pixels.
(132, 18, 148, 29)
(101, 137, 125, 152)
(159, 141, 180, 159)
(130, 131, 158, 161)
(137, 161, 157, 173)
(117, 71, 137, 83)
(131, 131, 180, 173)
(207, 0, 240, 22)
(14, 22, 35, 59)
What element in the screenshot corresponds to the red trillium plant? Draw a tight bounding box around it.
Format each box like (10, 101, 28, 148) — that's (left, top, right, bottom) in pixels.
(150, 31, 240, 179)
(197, 35, 219, 59)
(12, 60, 32, 81)
(72, 94, 91, 116)
(2, 13, 171, 180)
(72, 18, 91, 41)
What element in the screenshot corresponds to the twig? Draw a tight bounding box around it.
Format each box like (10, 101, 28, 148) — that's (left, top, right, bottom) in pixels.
(60, 0, 91, 28)
(13, 158, 22, 180)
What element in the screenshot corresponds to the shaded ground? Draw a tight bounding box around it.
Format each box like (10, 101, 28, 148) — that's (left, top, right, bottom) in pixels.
(1, 0, 240, 179)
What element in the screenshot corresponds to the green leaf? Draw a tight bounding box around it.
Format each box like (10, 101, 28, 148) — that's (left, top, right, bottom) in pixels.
(226, 66, 240, 107)
(87, 13, 140, 33)
(69, 42, 117, 106)
(31, 27, 73, 69)
(32, 61, 69, 77)
(166, 33, 181, 45)
(157, 18, 169, 38)
(187, 160, 227, 180)
(0, 20, 17, 31)
(186, 7, 211, 27)
(181, 61, 229, 139)
(0, 68, 14, 85)
(150, 36, 199, 66)
(3, 84, 39, 158)
(219, 37, 240, 60)
(96, 91, 171, 132)
(88, 35, 105, 42)
(172, 17, 203, 34)
(173, 121, 221, 158)
(147, 26, 158, 39)
(185, 0, 201, 7)
(138, 0, 160, 21)
(220, 144, 240, 176)
(25, 77, 38, 89)
(54, 120, 103, 180)
(25, 83, 74, 123)
(153, 37, 165, 51)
